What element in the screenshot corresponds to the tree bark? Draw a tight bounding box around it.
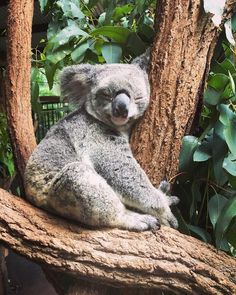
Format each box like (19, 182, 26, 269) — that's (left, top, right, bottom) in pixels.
(5, 0, 36, 181)
(0, 188, 235, 295)
(130, 0, 236, 186)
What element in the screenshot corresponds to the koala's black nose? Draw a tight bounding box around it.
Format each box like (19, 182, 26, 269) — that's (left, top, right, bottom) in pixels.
(112, 93, 130, 118)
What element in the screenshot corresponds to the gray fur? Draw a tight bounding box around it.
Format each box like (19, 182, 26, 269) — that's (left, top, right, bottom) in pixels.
(24, 62, 178, 231)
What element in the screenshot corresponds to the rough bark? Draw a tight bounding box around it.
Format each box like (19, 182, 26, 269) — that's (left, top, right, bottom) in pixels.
(0, 188, 235, 295)
(130, 0, 236, 186)
(5, 0, 36, 180)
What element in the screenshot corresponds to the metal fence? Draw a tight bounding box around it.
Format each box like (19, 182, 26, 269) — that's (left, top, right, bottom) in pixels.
(34, 96, 70, 142)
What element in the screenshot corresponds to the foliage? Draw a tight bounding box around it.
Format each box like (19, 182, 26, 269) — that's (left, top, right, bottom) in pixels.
(0, 112, 15, 187)
(175, 28, 236, 254)
(34, 0, 156, 96)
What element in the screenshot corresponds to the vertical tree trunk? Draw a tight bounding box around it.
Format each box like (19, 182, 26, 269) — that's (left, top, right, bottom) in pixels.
(131, 0, 222, 186)
(5, 0, 36, 181)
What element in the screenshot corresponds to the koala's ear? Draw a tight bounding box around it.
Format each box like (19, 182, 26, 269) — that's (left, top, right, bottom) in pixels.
(60, 64, 94, 106)
(131, 48, 151, 72)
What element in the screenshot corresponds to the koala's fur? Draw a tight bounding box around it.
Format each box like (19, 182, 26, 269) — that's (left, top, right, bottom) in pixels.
(24, 62, 178, 231)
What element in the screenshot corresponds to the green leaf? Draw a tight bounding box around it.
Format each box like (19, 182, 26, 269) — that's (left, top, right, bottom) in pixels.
(224, 120, 236, 155)
(223, 153, 236, 176)
(126, 32, 146, 56)
(208, 194, 228, 229)
(45, 61, 58, 90)
(228, 70, 235, 94)
(203, 0, 226, 26)
(101, 43, 122, 63)
(218, 104, 236, 155)
(70, 1, 85, 19)
(193, 137, 212, 162)
(203, 87, 222, 105)
(39, 0, 48, 13)
(208, 73, 229, 90)
(71, 42, 89, 62)
(188, 225, 212, 243)
(215, 196, 236, 248)
(218, 58, 236, 74)
(91, 26, 131, 43)
(179, 136, 199, 172)
(104, 0, 116, 24)
(51, 23, 89, 50)
(47, 45, 72, 64)
(113, 4, 133, 21)
(231, 13, 236, 32)
(218, 104, 235, 125)
(226, 218, 236, 248)
(212, 121, 228, 185)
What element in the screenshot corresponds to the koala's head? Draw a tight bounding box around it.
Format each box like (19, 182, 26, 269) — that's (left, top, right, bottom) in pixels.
(60, 63, 150, 131)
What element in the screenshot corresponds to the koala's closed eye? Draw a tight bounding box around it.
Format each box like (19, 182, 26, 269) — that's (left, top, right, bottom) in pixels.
(96, 89, 112, 101)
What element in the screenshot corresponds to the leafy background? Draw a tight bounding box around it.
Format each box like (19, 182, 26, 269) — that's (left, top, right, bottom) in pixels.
(1, 0, 236, 256)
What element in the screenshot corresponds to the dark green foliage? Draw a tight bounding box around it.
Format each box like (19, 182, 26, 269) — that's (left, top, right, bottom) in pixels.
(37, 0, 156, 90)
(176, 37, 236, 255)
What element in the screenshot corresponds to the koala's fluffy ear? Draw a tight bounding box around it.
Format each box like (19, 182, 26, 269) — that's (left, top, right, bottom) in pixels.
(60, 64, 94, 106)
(131, 48, 151, 72)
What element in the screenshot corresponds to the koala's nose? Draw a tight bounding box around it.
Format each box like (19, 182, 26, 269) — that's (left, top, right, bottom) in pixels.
(112, 93, 130, 118)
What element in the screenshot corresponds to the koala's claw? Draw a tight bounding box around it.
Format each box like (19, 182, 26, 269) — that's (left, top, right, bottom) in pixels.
(132, 214, 160, 231)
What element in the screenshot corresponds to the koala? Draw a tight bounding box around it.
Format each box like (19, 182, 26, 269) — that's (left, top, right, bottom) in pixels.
(24, 61, 178, 231)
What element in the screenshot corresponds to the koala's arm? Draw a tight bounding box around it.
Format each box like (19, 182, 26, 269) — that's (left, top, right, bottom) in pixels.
(95, 143, 178, 227)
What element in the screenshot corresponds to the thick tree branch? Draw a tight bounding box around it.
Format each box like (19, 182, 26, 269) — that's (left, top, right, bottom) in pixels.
(0, 188, 235, 295)
(130, 0, 236, 185)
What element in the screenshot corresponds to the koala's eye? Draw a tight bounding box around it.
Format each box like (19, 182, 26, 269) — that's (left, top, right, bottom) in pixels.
(135, 96, 144, 101)
(96, 89, 112, 101)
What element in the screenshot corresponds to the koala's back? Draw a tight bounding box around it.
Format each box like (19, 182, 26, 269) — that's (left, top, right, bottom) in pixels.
(24, 108, 123, 208)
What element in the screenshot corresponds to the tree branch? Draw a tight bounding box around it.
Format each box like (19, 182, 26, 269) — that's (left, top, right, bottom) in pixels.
(0, 188, 235, 294)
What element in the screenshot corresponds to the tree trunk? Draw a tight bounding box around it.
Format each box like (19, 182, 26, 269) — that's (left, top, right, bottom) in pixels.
(5, 0, 36, 181)
(131, 0, 235, 186)
(0, 188, 235, 295)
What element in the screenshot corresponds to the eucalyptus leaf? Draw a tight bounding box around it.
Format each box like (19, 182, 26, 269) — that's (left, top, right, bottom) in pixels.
(223, 153, 236, 176)
(193, 139, 212, 162)
(218, 104, 236, 155)
(179, 136, 199, 172)
(215, 196, 236, 248)
(208, 73, 229, 90)
(228, 71, 236, 94)
(126, 32, 146, 56)
(212, 121, 228, 185)
(91, 26, 131, 43)
(71, 42, 89, 62)
(51, 23, 89, 50)
(101, 43, 122, 63)
(218, 104, 235, 126)
(188, 225, 212, 243)
(39, 0, 48, 13)
(203, 87, 222, 105)
(208, 194, 228, 229)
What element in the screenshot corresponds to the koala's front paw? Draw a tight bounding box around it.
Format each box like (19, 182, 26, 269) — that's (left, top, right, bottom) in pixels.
(150, 190, 179, 228)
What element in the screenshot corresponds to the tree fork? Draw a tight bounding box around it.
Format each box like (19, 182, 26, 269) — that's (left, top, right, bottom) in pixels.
(130, 0, 236, 186)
